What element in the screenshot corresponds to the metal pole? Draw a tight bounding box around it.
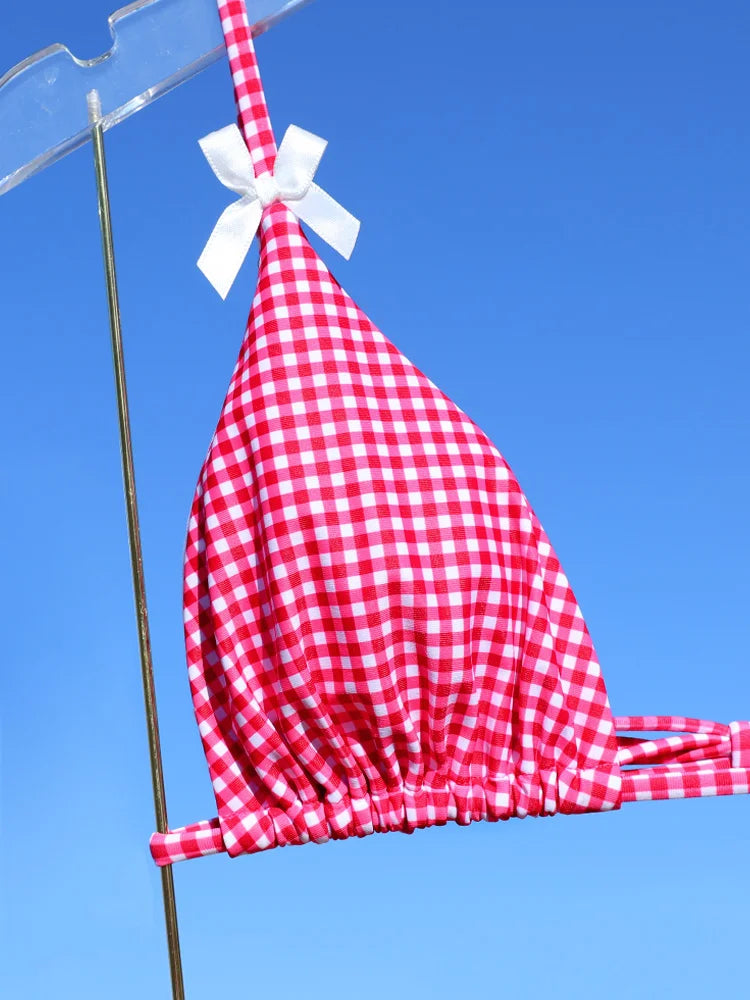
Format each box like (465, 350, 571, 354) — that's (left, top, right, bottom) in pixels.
(88, 89, 186, 1000)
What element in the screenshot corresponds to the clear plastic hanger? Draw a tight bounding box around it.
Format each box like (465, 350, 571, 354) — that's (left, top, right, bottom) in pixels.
(0, 0, 310, 196)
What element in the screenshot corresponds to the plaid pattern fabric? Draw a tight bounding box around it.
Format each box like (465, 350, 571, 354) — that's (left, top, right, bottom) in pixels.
(149, 1, 749, 866)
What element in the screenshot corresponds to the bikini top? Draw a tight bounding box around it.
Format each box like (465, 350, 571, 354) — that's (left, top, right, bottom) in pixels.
(150, 0, 748, 866)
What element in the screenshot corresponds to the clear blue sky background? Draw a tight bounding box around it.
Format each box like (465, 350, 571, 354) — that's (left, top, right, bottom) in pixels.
(1, 1, 748, 997)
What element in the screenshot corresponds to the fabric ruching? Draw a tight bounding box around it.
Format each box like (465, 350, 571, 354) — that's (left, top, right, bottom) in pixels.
(225, 765, 622, 855)
(151, 765, 620, 864)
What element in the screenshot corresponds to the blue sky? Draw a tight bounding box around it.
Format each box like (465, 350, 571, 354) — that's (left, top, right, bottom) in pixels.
(1, 1, 748, 996)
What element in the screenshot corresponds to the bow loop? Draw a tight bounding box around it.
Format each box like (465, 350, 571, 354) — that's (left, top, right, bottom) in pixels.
(197, 123, 360, 299)
(275, 125, 328, 201)
(198, 125, 256, 198)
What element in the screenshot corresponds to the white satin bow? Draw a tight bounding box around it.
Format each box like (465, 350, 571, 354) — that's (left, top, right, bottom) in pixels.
(197, 123, 360, 299)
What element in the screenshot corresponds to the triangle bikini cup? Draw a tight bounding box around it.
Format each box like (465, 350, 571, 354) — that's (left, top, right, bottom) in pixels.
(150, 0, 749, 865)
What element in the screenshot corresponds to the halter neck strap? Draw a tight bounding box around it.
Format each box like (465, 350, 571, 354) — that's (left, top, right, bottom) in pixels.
(217, 1, 277, 175)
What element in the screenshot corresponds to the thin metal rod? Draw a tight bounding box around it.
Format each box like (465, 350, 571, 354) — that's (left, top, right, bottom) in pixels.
(88, 89, 186, 1000)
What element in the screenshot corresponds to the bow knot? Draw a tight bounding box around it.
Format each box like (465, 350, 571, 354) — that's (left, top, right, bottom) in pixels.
(197, 123, 360, 299)
(254, 171, 281, 208)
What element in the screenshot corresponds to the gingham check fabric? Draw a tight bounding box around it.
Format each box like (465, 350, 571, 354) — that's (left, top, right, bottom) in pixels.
(150, 1, 749, 866)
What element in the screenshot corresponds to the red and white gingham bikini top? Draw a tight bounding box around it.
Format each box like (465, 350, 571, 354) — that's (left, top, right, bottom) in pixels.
(150, 0, 748, 866)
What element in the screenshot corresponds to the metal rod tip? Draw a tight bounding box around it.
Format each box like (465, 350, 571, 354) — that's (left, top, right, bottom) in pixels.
(87, 89, 102, 124)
